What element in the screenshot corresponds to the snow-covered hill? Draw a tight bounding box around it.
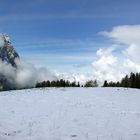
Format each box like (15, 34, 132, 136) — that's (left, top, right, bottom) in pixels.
(0, 88, 140, 140)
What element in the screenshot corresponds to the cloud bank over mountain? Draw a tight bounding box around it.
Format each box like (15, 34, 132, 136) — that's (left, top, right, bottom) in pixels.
(0, 33, 56, 90)
(0, 58, 56, 89)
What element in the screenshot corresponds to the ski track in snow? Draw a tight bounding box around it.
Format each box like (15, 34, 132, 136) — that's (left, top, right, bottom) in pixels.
(0, 87, 140, 140)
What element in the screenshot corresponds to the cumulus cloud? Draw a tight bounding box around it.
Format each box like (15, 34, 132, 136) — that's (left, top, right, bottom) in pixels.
(92, 46, 140, 82)
(124, 44, 140, 63)
(92, 47, 119, 81)
(100, 25, 140, 63)
(92, 25, 140, 82)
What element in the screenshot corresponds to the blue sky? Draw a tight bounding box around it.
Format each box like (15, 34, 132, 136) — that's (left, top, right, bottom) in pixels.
(0, 0, 140, 81)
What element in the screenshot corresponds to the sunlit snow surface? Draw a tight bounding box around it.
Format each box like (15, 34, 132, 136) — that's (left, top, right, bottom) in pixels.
(0, 87, 140, 140)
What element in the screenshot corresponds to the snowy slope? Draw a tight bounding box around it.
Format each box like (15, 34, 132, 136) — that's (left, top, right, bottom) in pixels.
(0, 87, 140, 140)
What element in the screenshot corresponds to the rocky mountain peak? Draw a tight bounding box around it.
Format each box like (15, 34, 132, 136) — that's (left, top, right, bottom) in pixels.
(0, 33, 19, 67)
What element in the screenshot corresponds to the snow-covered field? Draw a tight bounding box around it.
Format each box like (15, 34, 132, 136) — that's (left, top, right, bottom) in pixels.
(0, 88, 140, 140)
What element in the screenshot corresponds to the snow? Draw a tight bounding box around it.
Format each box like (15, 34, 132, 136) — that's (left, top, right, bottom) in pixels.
(2, 33, 11, 43)
(0, 33, 11, 48)
(0, 87, 140, 140)
(0, 36, 5, 48)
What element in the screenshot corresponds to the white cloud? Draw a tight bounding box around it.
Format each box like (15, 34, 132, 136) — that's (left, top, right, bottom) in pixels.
(100, 25, 140, 45)
(92, 47, 119, 81)
(123, 44, 140, 63)
(15, 59, 57, 88)
(100, 25, 140, 64)
(0, 58, 57, 89)
(92, 46, 140, 82)
(91, 25, 140, 83)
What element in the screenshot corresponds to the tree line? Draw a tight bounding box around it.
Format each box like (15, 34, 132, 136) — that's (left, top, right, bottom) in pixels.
(103, 72, 140, 89)
(36, 72, 140, 89)
(36, 79, 98, 88)
(36, 79, 80, 88)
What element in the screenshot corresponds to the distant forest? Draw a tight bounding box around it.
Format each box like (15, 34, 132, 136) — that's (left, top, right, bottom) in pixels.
(103, 72, 140, 89)
(36, 79, 98, 88)
(36, 79, 80, 88)
(36, 72, 140, 89)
